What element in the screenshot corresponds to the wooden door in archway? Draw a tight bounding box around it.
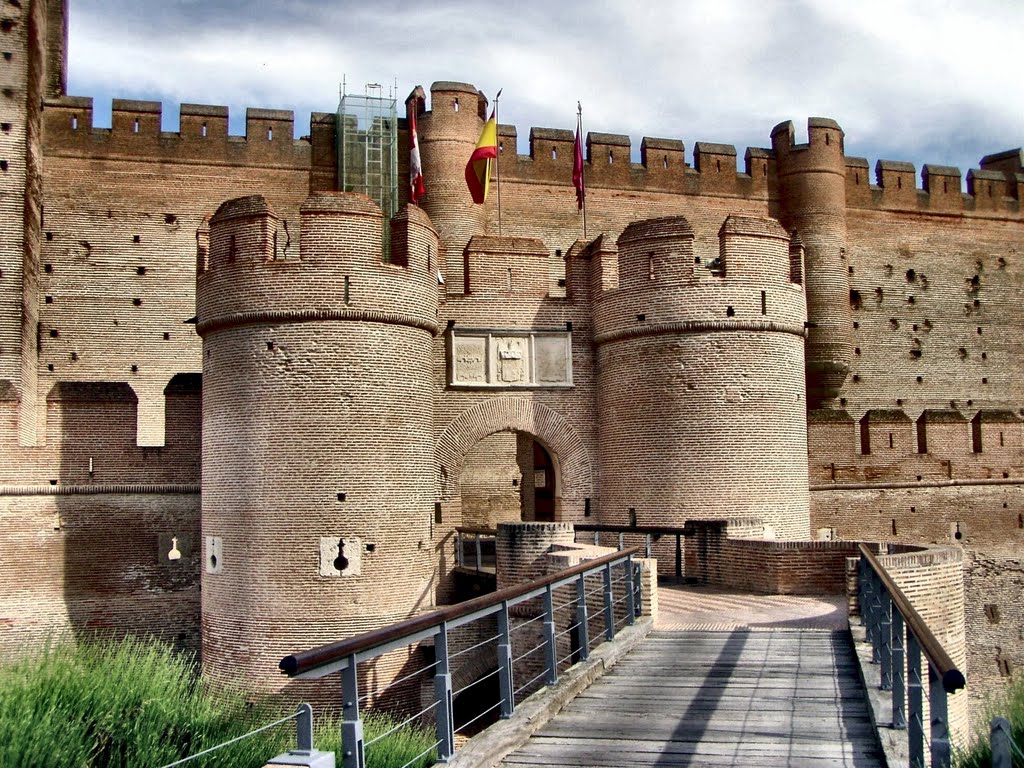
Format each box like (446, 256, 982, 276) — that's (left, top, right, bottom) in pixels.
(533, 441, 556, 522)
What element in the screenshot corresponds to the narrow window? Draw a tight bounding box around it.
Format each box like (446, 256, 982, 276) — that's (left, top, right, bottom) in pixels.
(916, 414, 927, 454)
(971, 413, 982, 454)
(663, 155, 668, 169)
(608, 149, 613, 165)
(825, 133, 831, 146)
(133, 118, 139, 133)
(453, 98, 459, 112)
(71, 116, 78, 130)
(999, 431, 1004, 447)
(267, 127, 273, 141)
(201, 122, 207, 137)
(551, 147, 557, 160)
(648, 254, 655, 280)
(888, 432, 894, 449)
(859, 414, 871, 455)
(760, 290, 766, 315)
(897, 176, 902, 190)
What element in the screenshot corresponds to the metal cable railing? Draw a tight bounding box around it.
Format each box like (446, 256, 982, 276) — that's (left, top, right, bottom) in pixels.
(279, 546, 644, 768)
(857, 544, 966, 768)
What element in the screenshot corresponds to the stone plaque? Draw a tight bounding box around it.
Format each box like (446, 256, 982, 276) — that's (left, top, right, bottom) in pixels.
(453, 336, 487, 384)
(449, 329, 573, 389)
(535, 335, 570, 384)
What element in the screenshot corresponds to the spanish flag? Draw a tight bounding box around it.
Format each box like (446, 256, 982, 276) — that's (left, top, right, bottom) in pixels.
(465, 109, 498, 204)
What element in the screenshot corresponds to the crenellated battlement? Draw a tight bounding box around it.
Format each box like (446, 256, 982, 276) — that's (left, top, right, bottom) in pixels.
(591, 213, 806, 343)
(41, 96, 311, 167)
(196, 192, 439, 339)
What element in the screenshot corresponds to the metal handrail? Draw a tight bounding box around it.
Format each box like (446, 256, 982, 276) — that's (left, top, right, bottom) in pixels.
(279, 547, 645, 768)
(280, 545, 643, 678)
(857, 543, 966, 768)
(859, 544, 965, 694)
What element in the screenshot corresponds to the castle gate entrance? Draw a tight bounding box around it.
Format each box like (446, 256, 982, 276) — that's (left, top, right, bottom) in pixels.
(435, 397, 594, 527)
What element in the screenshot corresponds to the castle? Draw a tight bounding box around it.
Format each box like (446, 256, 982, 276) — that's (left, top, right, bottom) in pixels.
(2, 0, 1023, 712)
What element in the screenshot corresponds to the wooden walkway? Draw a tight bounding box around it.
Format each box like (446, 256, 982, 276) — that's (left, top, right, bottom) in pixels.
(501, 628, 885, 767)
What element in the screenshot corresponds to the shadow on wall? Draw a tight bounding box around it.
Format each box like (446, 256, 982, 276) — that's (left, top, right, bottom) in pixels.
(56, 375, 201, 652)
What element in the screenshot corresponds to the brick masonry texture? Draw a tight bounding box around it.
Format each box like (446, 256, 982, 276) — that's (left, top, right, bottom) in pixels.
(0, 3, 1022, 720)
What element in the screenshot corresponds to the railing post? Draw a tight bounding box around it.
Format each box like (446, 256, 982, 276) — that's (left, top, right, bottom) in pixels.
(892, 610, 907, 729)
(434, 621, 455, 762)
(634, 561, 643, 617)
(624, 556, 636, 625)
(929, 663, 951, 768)
(543, 584, 558, 685)
(341, 654, 365, 768)
(880, 591, 893, 690)
(593, 531, 599, 546)
(603, 562, 615, 641)
(455, 530, 464, 569)
(645, 534, 652, 559)
(618, 532, 625, 550)
(496, 601, 515, 718)
(991, 716, 1012, 768)
(908, 633, 925, 768)
(295, 702, 313, 752)
(474, 534, 483, 572)
(575, 572, 590, 661)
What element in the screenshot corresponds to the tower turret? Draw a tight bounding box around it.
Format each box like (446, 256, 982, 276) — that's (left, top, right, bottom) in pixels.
(196, 192, 440, 696)
(771, 118, 851, 407)
(417, 81, 489, 292)
(594, 215, 809, 539)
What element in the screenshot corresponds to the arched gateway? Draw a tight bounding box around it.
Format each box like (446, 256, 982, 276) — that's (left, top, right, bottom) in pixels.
(435, 397, 595, 521)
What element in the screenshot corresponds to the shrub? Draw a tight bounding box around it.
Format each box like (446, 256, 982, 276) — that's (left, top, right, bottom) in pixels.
(0, 637, 434, 768)
(956, 674, 1024, 768)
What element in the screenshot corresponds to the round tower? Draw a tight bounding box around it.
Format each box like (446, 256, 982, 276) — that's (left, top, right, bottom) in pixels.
(196, 192, 440, 696)
(771, 117, 851, 407)
(417, 81, 489, 291)
(594, 215, 810, 540)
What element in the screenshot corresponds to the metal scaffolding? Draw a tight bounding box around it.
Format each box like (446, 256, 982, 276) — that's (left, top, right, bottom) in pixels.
(337, 80, 398, 257)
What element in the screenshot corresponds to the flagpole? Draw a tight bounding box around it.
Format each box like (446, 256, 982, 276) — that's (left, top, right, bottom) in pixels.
(578, 102, 587, 240)
(494, 88, 503, 236)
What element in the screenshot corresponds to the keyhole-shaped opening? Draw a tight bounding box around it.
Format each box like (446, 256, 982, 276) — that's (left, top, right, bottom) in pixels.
(168, 536, 182, 561)
(210, 553, 218, 568)
(334, 539, 349, 572)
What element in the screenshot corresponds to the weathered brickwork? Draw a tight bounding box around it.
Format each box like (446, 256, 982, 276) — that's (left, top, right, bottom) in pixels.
(0, 2, 1020, 717)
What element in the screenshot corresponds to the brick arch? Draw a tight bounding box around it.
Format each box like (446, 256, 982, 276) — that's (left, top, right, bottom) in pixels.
(435, 397, 594, 511)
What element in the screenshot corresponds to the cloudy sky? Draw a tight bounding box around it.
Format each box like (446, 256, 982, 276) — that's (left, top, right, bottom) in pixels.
(67, 0, 1020, 186)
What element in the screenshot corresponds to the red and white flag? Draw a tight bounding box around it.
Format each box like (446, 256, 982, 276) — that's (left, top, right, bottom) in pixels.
(572, 114, 585, 210)
(407, 87, 426, 204)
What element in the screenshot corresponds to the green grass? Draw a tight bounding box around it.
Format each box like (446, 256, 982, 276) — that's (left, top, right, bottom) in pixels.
(0, 637, 435, 768)
(956, 674, 1024, 768)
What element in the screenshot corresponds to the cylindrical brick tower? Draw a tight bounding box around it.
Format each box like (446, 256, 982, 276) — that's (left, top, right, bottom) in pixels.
(771, 117, 851, 407)
(196, 192, 440, 696)
(417, 81, 489, 292)
(594, 215, 810, 540)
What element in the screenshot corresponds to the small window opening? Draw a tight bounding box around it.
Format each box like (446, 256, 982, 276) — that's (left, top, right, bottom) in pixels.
(999, 431, 1004, 447)
(897, 176, 902, 190)
(943, 180, 948, 194)
(43, 263, 52, 273)
(0, 122, 10, 132)
(855, 172, 860, 185)
(891, 519, 897, 535)
(983, 377, 988, 384)
(499, 141, 503, 154)
(608, 149, 613, 165)
(971, 413, 983, 453)
(648, 254, 655, 280)
(716, 159, 721, 173)
(2, 52, 11, 61)
(726, 306, 735, 317)
(859, 415, 870, 455)
(136, 266, 146, 275)
(48, 328, 58, 338)
(850, 289, 862, 309)
(988, 184, 993, 198)
(916, 415, 927, 454)
(164, 213, 176, 225)
(45, 231, 52, 241)
(906, 268, 915, 281)
(71, 116, 77, 130)
(663, 155, 668, 169)
(201, 122, 207, 137)
(507, 267, 513, 291)
(825, 132, 831, 146)
(44, 295, 52, 304)
(267, 127, 273, 141)
(344, 275, 351, 305)
(133, 234, 140, 243)
(760, 290, 766, 315)
(133, 118, 139, 134)
(130, 364, 138, 373)
(551, 147, 556, 160)
(163, 332, 170, 341)
(888, 432, 894, 448)
(855, 347, 861, 355)
(916, 375, 923, 383)
(132, 298, 142, 307)
(453, 98, 459, 112)
(0, 160, 7, 172)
